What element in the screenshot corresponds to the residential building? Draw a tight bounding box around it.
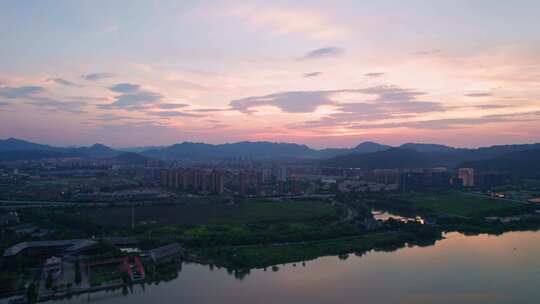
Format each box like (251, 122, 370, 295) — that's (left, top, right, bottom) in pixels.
(458, 168, 475, 187)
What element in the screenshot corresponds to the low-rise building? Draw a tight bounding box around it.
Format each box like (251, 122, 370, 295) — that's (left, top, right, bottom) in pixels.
(149, 243, 184, 265)
(3, 239, 98, 258)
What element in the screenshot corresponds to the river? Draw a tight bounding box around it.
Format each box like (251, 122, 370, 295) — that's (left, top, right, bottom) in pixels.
(36, 231, 540, 304)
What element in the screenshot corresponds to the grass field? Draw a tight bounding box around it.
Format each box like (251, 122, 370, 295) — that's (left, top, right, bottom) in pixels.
(83, 200, 337, 228)
(398, 191, 521, 217)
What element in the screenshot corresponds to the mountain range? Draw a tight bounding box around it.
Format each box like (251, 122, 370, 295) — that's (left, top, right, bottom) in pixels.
(0, 138, 120, 160)
(460, 149, 540, 179)
(1, 138, 539, 177)
(0, 138, 392, 161)
(322, 144, 540, 178)
(323, 148, 430, 169)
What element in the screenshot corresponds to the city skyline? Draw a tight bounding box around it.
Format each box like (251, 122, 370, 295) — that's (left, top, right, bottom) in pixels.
(1, 0, 540, 148)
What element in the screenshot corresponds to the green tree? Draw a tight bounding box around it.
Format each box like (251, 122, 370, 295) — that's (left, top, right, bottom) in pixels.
(45, 272, 53, 290)
(26, 283, 37, 303)
(74, 260, 81, 284)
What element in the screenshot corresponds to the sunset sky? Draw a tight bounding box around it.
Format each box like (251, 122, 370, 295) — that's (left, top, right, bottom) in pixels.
(1, 0, 539, 148)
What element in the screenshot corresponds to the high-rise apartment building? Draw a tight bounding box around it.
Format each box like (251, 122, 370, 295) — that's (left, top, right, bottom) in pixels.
(458, 168, 475, 187)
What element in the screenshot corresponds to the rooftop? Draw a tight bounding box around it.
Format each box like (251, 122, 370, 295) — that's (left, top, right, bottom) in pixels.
(150, 243, 183, 260)
(3, 239, 97, 257)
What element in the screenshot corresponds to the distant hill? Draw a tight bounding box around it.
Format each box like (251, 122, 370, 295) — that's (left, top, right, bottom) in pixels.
(420, 143, 540, 168)
(399, 143, 455, 153)
(0, 138, 60, 152)
(142, 141, 318, 161)
(119, 146, 165, 153)
(2, 137, 540, 164)
(323, 148, 429, 169)
(0, 150, 75, 161)
(143, 140, 392, 161)
(323, 143, 540, 170)
(460, 148, 540, 178)
(69, 144, 120, 158)
(315, 141, 390, 158)
(462, 143, 540, 161)
(0, 138, 121, 160)
(352, 141, 391, 153)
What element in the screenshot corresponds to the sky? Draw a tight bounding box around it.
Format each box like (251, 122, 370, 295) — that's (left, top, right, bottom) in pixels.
(1, 0, 539, 149)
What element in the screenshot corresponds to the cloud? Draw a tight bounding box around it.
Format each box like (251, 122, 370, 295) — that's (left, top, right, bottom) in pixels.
(294, 101, 444, 129)
(67, 95, 107, 102)
(365, 72, 385, 78)
(338, 100, 443, 114)
(225, 6, 349, 40)
(0, 86, 46, 98)
(99, 91, 162, 110)
(230, 85, 435, 115)
(93, 114, 133, 122)
(348, 113, 540, 130)
(48, 78, 81, 87)
(276, 86, 450, 130)
(110, 83, 141, 93)
(485, 110, 540, 120)
(80, 73, 115, 81)
(411, 49, 443, 56)
(465, 92, 492, 97)
(359, 86, 428, 103)
(99, 83, 162, 110)
(299, 47, 343, 60)
(230, 90, 337, 114)
(146, 111, 201, 117)
(0, 84, 90, 113)
(0, 101, 9, 107)
(304, 72, 322, 78)
(191, 108, 230, 112)
(157, 103, 189, 109)
(473, 104, 509, 109)
(293, 109, 540, 132)
(26, 97, 86, 114)
(208, 123, 230, 129)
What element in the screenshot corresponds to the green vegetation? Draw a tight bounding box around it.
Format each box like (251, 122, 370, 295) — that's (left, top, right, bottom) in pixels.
(4, 190, 539, 281)
(83, 200, 338, 228)
(395, 191, 522, 217)
(0, 271, 18, 294)
(26, 283, 37, 303)
(45, 272, 53, 289)
(147, 220, 358, 247)
(438, 216, 540, 235)
(89, 266, 123, 287)
(193, 223, 440, 269)
(74, 261, 81, 284)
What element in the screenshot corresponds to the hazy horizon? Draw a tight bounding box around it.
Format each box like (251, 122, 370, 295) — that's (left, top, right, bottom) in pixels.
(3, 135, 540, 151)
(1, 1, 540, 148)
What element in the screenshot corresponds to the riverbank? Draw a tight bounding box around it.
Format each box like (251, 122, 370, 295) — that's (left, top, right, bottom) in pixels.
(189, 229, 440, 270)
(16, 231, 540, 304)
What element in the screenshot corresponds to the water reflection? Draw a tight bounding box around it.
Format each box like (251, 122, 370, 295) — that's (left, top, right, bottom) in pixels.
(13, 231, 539, 304)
